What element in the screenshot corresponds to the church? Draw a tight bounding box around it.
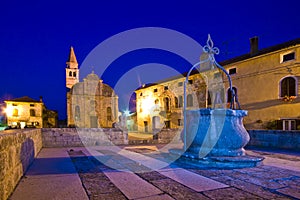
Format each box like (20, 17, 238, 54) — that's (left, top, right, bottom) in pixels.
(66, 47, 119, 128)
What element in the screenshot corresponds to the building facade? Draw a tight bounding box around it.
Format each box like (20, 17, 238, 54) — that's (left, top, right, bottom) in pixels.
(221, 37, 300, 130)
(5, 96, 58, 128)
(135, 73, 207, 132)
(135, 37, 300, 131)
(66, 47, 119, 128)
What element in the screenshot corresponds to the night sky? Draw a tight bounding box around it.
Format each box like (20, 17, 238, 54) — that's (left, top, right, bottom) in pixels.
(1, 0, 300, 119)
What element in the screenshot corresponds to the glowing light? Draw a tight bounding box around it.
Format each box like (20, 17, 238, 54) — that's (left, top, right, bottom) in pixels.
(141, 96, 155, 115)
(4, 106, 13, 117)
(123, 110, 130, 116)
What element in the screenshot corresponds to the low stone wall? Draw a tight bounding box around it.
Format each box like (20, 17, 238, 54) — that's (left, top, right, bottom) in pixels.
(247, 130, 300, 150)
(0, 129, 42, 200)
(158, 129, 181, 144)
(42, 128, 128, 147)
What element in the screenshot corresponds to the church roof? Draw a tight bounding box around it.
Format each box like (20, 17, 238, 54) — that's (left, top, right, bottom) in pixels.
(5, 96, 41, 103)
(86, 71, 99, 80)
(67, 46, 78, 64)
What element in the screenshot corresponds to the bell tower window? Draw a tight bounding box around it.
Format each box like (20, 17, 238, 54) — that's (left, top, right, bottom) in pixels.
(73, 72, 76, 77)
(69, 71, 72, 77)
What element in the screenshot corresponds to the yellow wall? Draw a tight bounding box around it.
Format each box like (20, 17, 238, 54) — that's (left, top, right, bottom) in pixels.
(223, 45, 300, 129)
(5, 102, 44, 128)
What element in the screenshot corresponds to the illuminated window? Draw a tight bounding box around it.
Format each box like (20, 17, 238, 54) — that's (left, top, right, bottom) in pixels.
(280, 77, 296, 97)
(13, 108, 18, 116)
(227, 87, 237, 103)
(187, 94, 193, 107)
(30, 109, 36, 117)
(107, 107, 112, 121)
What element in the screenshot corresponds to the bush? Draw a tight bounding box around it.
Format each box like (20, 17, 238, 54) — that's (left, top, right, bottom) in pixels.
(265, 120, 277, 130)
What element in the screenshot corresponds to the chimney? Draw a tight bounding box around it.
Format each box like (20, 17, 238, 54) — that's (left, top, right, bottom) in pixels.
(250, 36, 259, 56)
(39, 96, 43, 102)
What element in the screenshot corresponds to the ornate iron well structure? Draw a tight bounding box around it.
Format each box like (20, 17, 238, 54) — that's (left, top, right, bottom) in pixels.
(171, 35, 263, 168)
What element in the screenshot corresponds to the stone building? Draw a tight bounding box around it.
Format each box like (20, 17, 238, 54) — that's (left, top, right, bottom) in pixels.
(220, 37, 300, 130)
(4, 96, 58, 128)
(135, 72, 207, 132)
(135, 37, 300, 131)
(66, 47, 119, 128)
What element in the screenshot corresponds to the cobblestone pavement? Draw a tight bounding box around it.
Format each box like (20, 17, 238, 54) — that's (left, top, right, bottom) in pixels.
(68, 146, 300, 200)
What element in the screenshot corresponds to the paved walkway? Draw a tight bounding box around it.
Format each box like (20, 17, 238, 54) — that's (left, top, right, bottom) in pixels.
(10, 146, 300, 200)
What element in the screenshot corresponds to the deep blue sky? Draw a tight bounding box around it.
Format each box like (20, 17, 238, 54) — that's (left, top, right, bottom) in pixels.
(1, 0, 300, 119)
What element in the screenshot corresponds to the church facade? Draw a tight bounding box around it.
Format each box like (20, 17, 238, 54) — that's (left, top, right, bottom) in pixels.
(66, 47, 119, 128)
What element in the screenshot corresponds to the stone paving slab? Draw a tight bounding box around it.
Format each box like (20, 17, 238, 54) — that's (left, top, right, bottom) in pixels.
(10, 146, 300, 200)
(136, 194, 174, 200)
(158, 168, 228, 192)
(104, 171, 163, 199)
(10, 148, 88, 200)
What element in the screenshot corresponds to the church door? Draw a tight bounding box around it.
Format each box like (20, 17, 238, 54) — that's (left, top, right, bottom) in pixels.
(90, 116, 98, 128)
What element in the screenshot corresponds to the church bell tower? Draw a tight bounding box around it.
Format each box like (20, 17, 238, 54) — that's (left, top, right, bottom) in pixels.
(66, 46, 79, 89)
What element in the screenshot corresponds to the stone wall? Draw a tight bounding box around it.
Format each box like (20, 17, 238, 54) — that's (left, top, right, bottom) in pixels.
(0, 129, 42, 200)
(158, 129, 181, 144)
(247, 130, 300, 150)
(42, 128, 128, 147)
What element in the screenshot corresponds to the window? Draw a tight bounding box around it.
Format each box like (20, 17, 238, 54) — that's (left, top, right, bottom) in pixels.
(107, 107, 112, 121)
(140, 93, 143, 96)
(73, 72, 76, 77)
(13, 108, 18, 116)
(178, 82, 183, 87)
(207, 91, 212, 106)
(214, 72, 221, 79)
(69, 71, 72, 77)
(188, 79, 193, 84)
(30, 104, 35, 107)
(75, 106, 80, 120)
(153, 88, 158, 93)
(187, 94, 193, 107)
(178, 119, 182, 126)
(227, 87, 237, 103)
(283, 119, 296, 130)
(281, 52, 295, 63)
(229, 68, 236, 75)
(178, 96, 183, 108)
(280, 77, 296, 97)
(30, 109, 36, 117)
(12, 103, 17, 106)
(164, 97, 170, 112)
(164, 121, 171, 129)
(174, 97, 179, 108)
(164, 86, 168, 90)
